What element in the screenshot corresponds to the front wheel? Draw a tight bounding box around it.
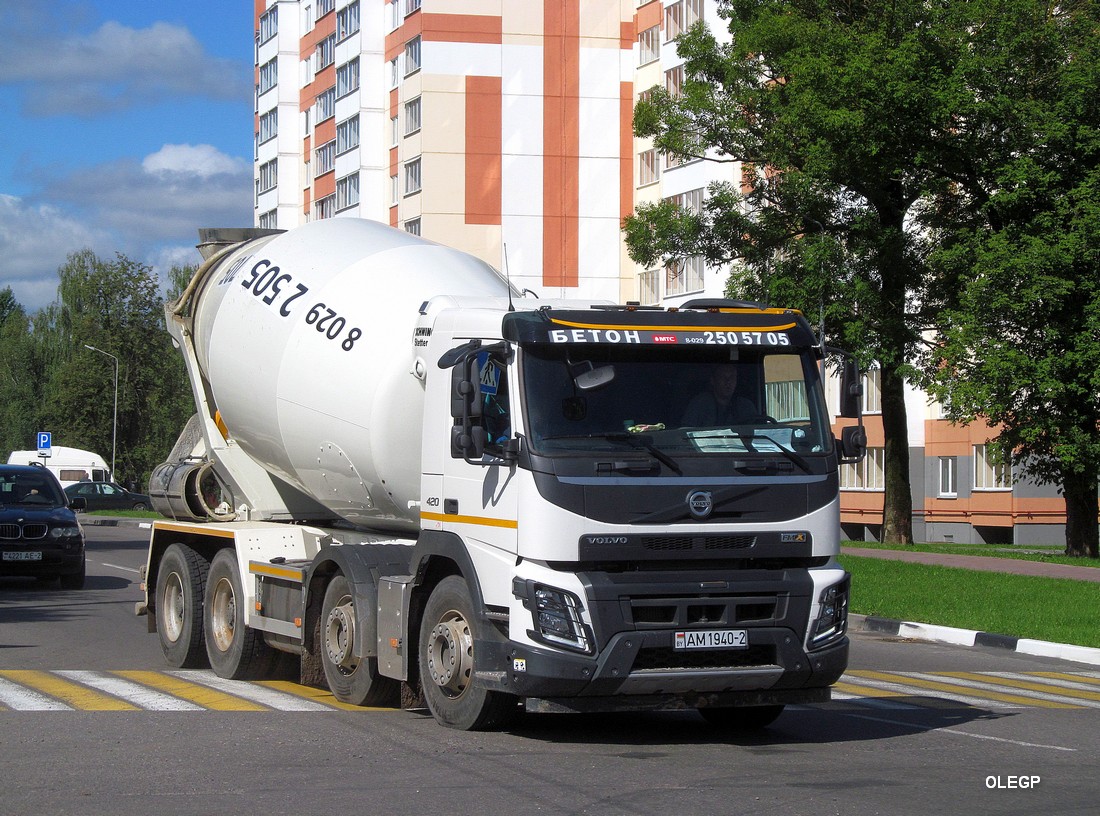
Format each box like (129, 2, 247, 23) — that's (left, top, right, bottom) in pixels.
(203, 548, 275, 679)
(418, 575, 519, 731)
(155, 543, 209, 668)
(319, 574, 399, 707)
(698, 704, 785, 729)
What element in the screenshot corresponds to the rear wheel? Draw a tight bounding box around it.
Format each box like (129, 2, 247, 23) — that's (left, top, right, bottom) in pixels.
(156, 543, 209, 668)
(418, 575, 519, 731)
(132, 502, 147, 511)
(698, 704, 785, 729)
(319, 574, 399, 707)
(58, 558, 86, 590)
(204, 548, 275, 679)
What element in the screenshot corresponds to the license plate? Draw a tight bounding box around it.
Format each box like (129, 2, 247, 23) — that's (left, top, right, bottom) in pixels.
(3, 551, 43, 561)
(674, 629, 748, 650)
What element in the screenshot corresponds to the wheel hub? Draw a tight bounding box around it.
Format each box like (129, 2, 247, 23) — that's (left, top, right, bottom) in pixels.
(325, 603, 357, 671)
(209, 576, 236, 653)
(161, 572, 185, 642)
(426, 614, 472, 697)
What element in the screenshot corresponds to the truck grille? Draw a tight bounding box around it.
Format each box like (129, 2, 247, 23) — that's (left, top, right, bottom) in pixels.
(1, 523, 48, 540)
(632, 645, 775, 672)
(639, 534, 756, 552)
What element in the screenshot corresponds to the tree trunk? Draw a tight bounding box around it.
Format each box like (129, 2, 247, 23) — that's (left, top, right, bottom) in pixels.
(1062, 469, 1099, 558)
(879, 365, 914, 545)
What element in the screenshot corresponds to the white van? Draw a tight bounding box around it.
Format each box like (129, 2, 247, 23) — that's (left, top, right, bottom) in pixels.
(6, 447, 112, 488)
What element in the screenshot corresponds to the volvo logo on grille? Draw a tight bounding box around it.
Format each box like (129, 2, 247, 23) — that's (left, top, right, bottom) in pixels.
(687, 490, 713, 519)
(583, 535, 629, 546)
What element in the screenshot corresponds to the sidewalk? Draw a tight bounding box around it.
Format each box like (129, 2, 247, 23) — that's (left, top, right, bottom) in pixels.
(842, 545, 1100, 666)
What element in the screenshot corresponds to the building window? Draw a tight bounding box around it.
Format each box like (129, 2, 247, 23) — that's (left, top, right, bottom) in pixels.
(665, 188, 703, 214)
(638, 149, 660, 186)
(315, 140, 336, 176)
(258, 7, 278, 45)
(257, 209, 278, 229)
(405, 0, 422, 14)
(316, 0, 335, 18)
(336, 57, 359, 98)
(639, 269, 659, 305)
(404, 96, 421, 135)
(316, 34, 336, 73)
(862, 367, 882, 414)
(638, 25, 660, 66)
(665, 64, 685, 97)
(336, 172, 360, 210)
(257, 159, 278, 194)
(314, 86, 336, 123)
(405, 217, 421, 236)
(336, 114, 360, 155)
(336, 1, 360, 41)
(974, 444, 1012, 490)
(257, 108, 278, 144)
(841, 447, 885, 491)
(390, 174, 399, 206)
(315, 193, 336, 220)
(404, 158, 422, 195)
(389, 58, 400, 88)
(390, 115, 400, 147)
(939, 456, 958, 498)
(665, 256, 704, 297)
(664, 0, 702, 41)
(257, 58, 278, 95)
(405, 36, 421, 75)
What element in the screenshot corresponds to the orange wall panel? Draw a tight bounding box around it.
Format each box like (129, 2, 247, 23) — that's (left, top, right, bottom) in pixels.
(543, 0, 580, 288)
(423, 13, 503, 44)
(465, 76, 503, 226)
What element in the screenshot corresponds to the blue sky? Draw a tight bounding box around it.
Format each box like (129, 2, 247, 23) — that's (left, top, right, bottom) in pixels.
(0, 0, 257, 311)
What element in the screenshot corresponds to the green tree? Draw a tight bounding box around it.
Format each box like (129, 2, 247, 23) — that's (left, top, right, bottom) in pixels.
(922, 2, 1100, 557)
(624, 0, 992, 544)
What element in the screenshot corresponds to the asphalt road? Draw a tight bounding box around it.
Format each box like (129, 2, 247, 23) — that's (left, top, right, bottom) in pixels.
(0, 524, 1097, 815)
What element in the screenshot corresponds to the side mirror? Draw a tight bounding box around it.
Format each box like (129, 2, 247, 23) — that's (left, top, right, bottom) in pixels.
(69, 496, 87, 511)
(839, 358, 862, 419)
(450, 357, 483, 421)
(839, 425, 867, 463)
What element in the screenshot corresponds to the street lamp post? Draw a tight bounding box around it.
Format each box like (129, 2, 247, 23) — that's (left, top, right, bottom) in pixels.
(84, 344, 118, 479)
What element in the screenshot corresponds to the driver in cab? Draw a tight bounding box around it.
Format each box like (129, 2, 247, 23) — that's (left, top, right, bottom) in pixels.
(682, 364, 758, 427)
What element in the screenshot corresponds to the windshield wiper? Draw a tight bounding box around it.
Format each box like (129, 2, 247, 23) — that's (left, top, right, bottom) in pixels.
(689, 431, 812, 474)
(541, 432, 683, 475)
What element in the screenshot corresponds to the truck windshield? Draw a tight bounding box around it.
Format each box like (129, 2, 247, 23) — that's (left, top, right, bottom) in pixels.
(520, 344, 832, 461)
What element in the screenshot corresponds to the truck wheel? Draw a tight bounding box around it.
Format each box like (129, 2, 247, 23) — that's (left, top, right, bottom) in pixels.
(319, 574, 399, 707)
(156, 543, 209, 668)
(418, 575, 519, 731)
(698, 704, 785, 729)
(204, 548, 274, 680)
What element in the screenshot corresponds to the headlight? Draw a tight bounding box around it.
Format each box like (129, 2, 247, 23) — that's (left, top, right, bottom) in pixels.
(49, 526, 83, 539)
(517, 582, 593, 654)
(810, 577, 849, 648)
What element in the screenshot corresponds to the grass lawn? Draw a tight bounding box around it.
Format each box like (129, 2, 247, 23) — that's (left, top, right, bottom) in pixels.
(842, 554, 1100, 648)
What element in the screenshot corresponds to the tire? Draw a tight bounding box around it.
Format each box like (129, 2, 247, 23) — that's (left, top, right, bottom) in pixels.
(156, 543, 210, 668)
(698, 704, 785, 730)
(319, 574, 399, 707)
(418, 575, 519, 731)
(203, 548, 274, 680)
(58, 558, 86, 590)
(132, 502, 148, 511)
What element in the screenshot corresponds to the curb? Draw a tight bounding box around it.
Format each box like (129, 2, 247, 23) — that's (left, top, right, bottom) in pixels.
(853, 613, 1100, 667)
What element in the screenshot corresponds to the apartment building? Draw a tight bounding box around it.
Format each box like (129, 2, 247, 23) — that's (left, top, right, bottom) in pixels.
(253, 0, 1081, 546)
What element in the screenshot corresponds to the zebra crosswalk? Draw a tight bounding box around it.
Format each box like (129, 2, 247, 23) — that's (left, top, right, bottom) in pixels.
(1, 668, 1099, 712)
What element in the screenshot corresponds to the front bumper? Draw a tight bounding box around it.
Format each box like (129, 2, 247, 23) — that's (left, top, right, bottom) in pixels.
(0, 543, 85, 577)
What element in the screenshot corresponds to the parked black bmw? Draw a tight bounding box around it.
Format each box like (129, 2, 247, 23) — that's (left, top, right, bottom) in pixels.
(0, 464, 87, 589)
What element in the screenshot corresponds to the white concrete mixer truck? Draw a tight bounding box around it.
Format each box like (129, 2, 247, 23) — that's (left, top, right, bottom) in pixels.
(137, 218, 865, 730)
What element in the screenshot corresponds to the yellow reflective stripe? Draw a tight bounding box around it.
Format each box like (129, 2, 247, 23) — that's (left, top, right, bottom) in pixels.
(256, 680, 398, 712)
(111, 670, 268, 711)
(154, 521, 236, 539)
(848, 670, 1077, 709)
(549, 317, 798, 333)
(249, 563, 304, 581)
(0, 670, 137, 711)
(420, 511, 518, 529)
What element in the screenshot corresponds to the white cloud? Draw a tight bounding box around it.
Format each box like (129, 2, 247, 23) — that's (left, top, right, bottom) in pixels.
(143, 144, 250, 179)
(0, 17, 251, 116)
(0, 144, 252, 312)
